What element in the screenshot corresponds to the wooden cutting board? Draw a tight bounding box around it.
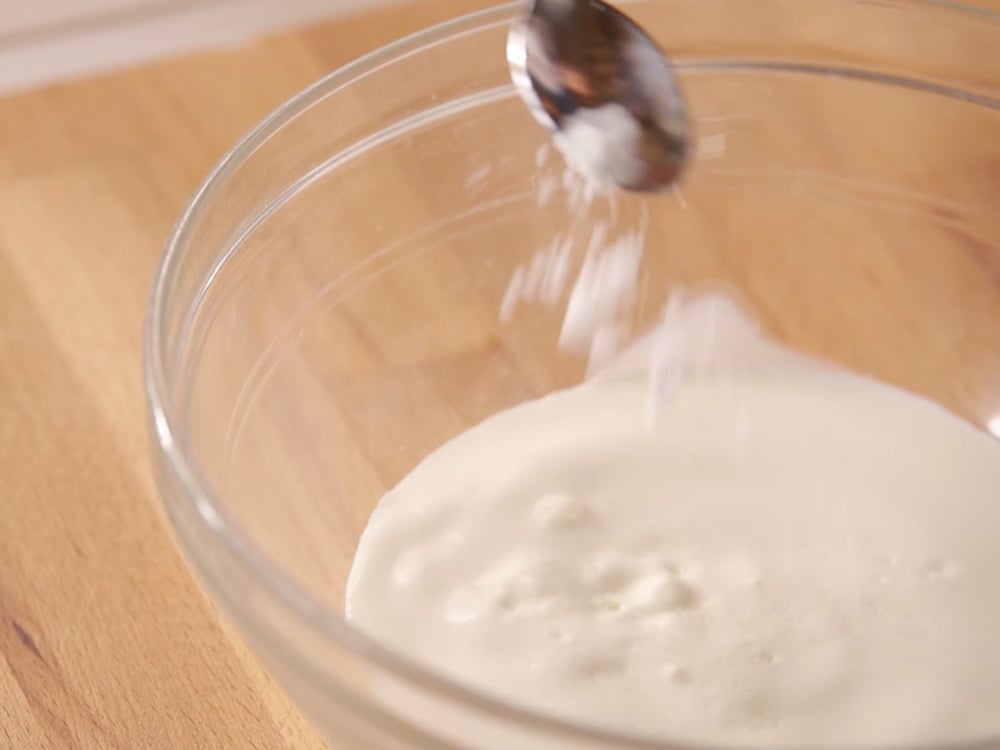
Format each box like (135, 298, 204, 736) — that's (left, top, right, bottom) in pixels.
(0, 2, 488, 748)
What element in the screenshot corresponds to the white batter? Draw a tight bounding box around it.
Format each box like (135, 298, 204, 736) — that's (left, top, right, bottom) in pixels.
(346, 294, 1000, 747)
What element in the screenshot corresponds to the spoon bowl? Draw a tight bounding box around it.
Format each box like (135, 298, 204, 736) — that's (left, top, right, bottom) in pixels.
(507, 0, 690, 192)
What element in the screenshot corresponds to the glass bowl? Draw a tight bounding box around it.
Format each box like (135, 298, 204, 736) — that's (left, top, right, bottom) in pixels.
(144, 1, 1000, 748)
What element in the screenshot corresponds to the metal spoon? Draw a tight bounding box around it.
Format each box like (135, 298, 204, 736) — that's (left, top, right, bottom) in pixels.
(507, 0, 689, 193)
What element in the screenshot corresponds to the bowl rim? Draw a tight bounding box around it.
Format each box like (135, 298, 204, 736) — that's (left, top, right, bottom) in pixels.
(144, 1, 1000, 748)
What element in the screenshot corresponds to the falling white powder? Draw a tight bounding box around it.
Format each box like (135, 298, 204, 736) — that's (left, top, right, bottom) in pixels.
(535, 143, 552, 168)
(502, 165, 646, 374)
(500, 234, 575, 325)
(499, 266, 527, 324)
(558, 228, 644, 371)
(465, 164, 492, 190)
(503, 154, 767, 402)
(536, 175, 558, 208)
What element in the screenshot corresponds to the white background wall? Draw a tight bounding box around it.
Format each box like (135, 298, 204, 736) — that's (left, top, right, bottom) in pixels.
(0, 0, 399, 95)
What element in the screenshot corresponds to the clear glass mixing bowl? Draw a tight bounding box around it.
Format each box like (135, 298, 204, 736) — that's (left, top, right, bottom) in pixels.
(144, 1, 1000, 748)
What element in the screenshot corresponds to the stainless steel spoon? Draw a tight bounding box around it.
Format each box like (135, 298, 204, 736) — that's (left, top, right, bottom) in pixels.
(507, 0, 689, 192)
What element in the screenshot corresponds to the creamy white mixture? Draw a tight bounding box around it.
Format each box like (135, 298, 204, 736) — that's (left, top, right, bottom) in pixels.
(346, 294, 1000, 747)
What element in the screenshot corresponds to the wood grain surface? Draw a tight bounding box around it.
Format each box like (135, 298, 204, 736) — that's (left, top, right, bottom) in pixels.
(1, 1, 998, 749)
(0, 2, 489, 748)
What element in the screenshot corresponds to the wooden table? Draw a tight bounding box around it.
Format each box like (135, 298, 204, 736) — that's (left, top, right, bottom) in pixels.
(0, 2, 488, 748)
(2, 1, 998, 749)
